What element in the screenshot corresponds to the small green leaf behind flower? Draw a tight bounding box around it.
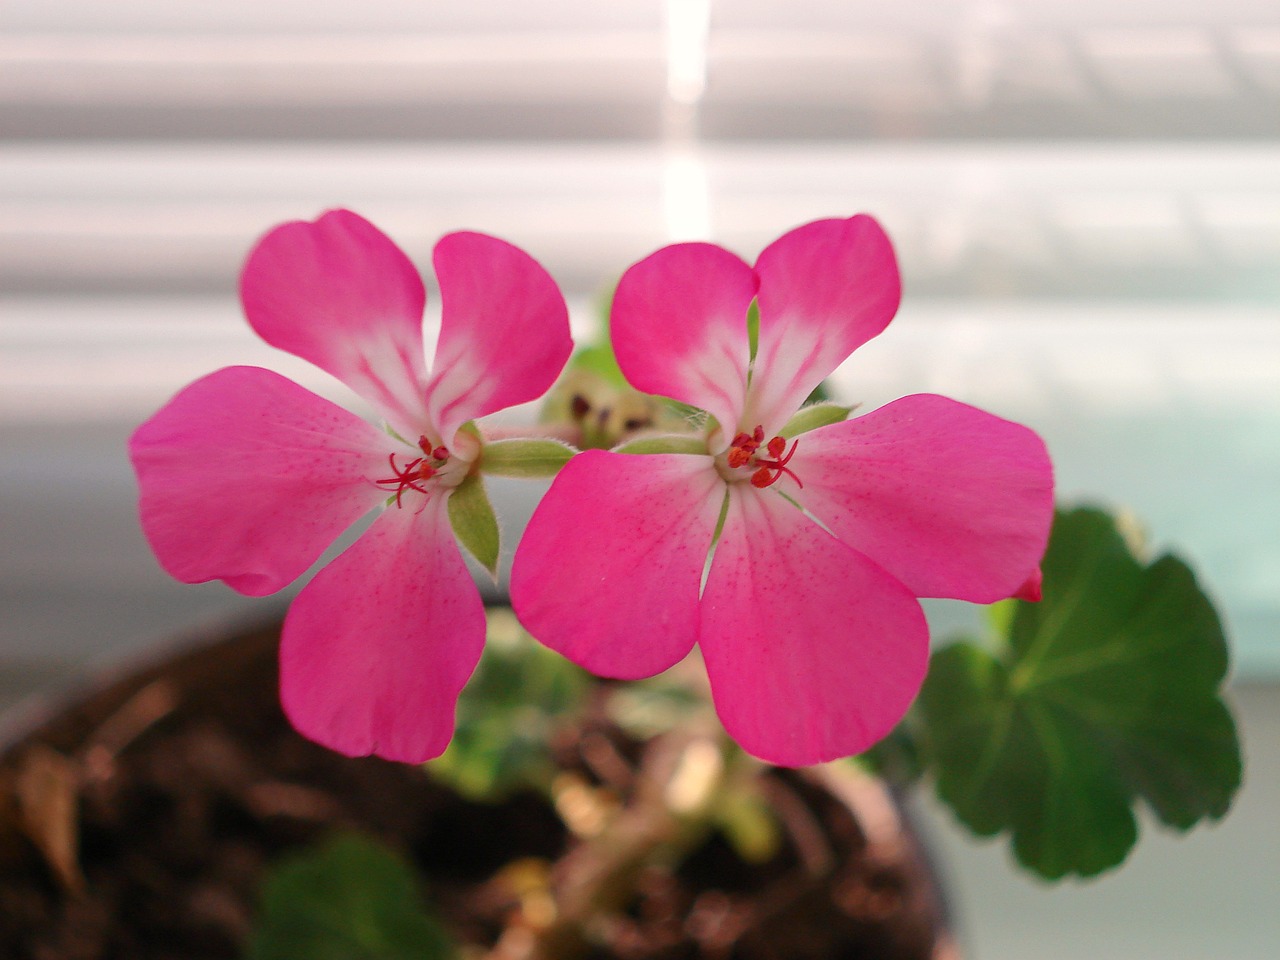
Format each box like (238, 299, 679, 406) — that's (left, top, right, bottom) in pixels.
(244, 833, 457, 960)
(915, 506, 1241, 880)
(430, 610, 591, 800)
(568, 341, 628, 388)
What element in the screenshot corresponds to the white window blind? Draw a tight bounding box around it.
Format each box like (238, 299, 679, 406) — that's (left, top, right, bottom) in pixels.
(1, 3, 1277, 679)
(0, 8, 1278, 957)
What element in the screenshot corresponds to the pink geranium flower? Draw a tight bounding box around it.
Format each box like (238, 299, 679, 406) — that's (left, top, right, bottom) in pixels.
(130, 210, 571, 762)
(511, 215, 1053, 767)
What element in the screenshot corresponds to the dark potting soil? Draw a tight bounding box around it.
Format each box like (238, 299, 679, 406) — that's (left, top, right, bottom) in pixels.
(0, 620, 947, 960)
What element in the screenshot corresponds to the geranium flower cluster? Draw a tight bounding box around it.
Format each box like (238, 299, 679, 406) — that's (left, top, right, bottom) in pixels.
(130, 210, 1053, 767)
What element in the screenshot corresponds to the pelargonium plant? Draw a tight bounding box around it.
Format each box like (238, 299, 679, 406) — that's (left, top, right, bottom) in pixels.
(130, 209, 1240, 923)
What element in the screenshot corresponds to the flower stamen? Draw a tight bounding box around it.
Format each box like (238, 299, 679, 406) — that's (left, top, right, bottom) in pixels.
(376, 437, 450, 508)
(751, 437, 802, 489)
(726, 426, 803, 489)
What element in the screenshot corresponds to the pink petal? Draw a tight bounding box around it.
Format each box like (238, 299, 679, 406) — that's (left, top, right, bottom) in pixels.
(512, 450, 723, 680)
(240, 209, 431, 439)
(611, 242, 755, 448)
(280, 496, 485, 763)
(746, 216, 900, 433)
(129, 366, 391, 596)
(700, 487, 929, 767)
(425, 232, 572, 446)
(796, 394, 1055, 603)
(1014, 568, 1044, 602)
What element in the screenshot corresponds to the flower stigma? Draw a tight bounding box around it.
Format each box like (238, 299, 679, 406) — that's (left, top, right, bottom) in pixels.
(717, 425, 802, 489)
(376, 436, 466, 508)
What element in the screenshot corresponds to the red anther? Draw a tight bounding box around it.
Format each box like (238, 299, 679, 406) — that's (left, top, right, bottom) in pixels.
(766, 436, 787, 459)
(752, 425, 764, 444)
(774, 437, 797, 468)
(414, 438, 449, 461)
(727, 428, 762, 468)
(750, 467, 774, 488)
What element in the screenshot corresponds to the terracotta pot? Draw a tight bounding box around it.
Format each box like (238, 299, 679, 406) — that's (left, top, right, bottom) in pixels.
(0, 614, 959, 959)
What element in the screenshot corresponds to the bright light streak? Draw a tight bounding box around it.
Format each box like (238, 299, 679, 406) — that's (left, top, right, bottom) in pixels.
(664, 0, 710, 104)
(662, 143, 711, 241)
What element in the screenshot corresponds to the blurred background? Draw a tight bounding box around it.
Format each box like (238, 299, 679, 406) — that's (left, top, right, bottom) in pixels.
(1, 1, 1277, 957)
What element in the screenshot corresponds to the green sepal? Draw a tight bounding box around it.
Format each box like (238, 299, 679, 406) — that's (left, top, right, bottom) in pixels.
(446, 473, 499, 579)
(480, 438, 576, 478)
(803, 380, 833, 405)
(613, 434, 709, 456)
(245, 833, 457, 960)
(917, 506, 1241, 880)
(779, 402, 855, 438)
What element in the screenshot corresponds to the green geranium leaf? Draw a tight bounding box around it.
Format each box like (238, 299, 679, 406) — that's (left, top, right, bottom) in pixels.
(570, 341, 628, 387)
(245, 833, 456, 960)
(919, 506, 1241, 880)
(446, 473, 499, 578)
(481, 438, 575, 478)
(857, 722, 925, 787)
(431, 610, 591, 799)
(712, 787, 782, 864)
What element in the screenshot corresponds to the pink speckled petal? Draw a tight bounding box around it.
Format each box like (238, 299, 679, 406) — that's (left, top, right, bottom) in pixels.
(797, 394, 1054, 603)
(129, 366, 390, 596)
(700, 487, 929, 767)
(240, 209, 431, 439)
(746, 216, 900, 433)
(512, 450, 723, 679)
(280, 495, 485, 763)
(611, 242, 756, 448)
(425, 232, 572, 447)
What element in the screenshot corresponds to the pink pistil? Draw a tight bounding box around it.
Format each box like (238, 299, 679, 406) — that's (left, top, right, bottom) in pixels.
(751, 436, 802, 489)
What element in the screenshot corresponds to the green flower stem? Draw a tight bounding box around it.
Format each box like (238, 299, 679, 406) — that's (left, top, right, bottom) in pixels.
(473, 424, 711, 482)
(474, 423, 581, 444)
(491, 728, 754, 960)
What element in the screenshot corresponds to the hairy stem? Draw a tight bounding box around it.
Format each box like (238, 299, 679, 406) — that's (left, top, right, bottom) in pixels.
(488, 728, 749, 960)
